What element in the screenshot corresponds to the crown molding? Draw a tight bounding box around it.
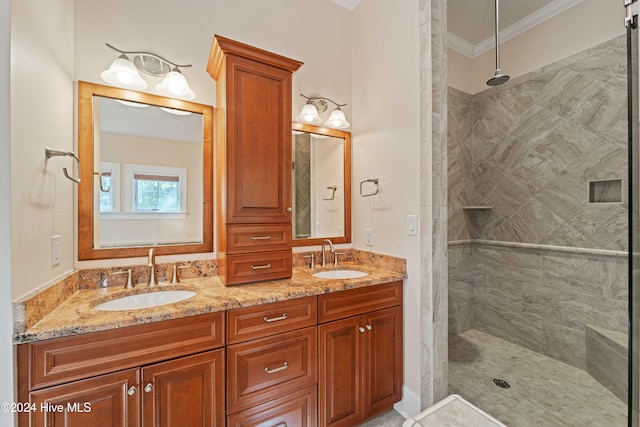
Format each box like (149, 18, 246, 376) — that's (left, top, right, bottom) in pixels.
(448, 0, 583, 58)
(328, 0, 362, 11)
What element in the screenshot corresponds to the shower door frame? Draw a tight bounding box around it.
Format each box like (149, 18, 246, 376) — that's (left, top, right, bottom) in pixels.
(628, 0, 640, 425)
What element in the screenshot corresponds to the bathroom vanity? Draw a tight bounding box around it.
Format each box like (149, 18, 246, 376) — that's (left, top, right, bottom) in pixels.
(15, 265, 404, 427)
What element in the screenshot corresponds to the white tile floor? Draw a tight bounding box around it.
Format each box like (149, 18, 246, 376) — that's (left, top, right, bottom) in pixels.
(449, 329, 628, 426)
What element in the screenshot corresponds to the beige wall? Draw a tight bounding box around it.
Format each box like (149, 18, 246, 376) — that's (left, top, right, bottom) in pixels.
(1, 0, 15, 422)
(449, 0, 625, 94)
(10, 0, 75, 300)
(352, 0, 422, 414)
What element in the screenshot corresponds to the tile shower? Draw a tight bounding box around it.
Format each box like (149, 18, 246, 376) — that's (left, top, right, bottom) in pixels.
(447, 33, 629, 414)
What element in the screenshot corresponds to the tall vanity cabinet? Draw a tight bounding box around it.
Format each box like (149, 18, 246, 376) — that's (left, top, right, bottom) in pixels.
(207, 35, 303, 285)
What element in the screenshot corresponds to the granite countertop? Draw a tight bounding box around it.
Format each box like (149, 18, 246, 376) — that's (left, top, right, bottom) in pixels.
(16, 263, 406, 344)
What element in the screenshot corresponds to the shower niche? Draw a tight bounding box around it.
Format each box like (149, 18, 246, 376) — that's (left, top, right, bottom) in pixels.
(588, 179, 623, 204)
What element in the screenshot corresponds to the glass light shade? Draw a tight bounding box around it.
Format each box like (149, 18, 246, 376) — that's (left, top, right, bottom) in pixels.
(156, 70, 196, 100)
(100, 55, 147, 90)
(295, 103, 323, 124)
(160, 107, 192, 116)
(324, 108, 350, 129)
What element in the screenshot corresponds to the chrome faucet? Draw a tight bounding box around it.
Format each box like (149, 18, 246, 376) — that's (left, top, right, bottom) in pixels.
(147, 248, 157, 287)
(321, 239, 334, 267)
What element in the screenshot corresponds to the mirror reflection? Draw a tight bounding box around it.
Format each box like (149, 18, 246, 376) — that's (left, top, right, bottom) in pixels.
(95, 97, 203, 248)
(77, 81, 213, 260)
(291, 123, 351, 246)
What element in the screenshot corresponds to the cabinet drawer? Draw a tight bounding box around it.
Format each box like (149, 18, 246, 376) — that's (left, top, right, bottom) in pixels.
(318, 281, 402, 323)
(227, 385, 317, 427)
(227, 326, 317, 414)
(28, 312, 225, 390)
(227, 224, 292, 254)
(226, 251, 292, 285)
(228, 296, 317, 344)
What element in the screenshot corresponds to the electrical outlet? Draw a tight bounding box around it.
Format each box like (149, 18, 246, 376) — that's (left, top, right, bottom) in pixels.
(365, 228, 373, 246)
(51, 235, 61, 266)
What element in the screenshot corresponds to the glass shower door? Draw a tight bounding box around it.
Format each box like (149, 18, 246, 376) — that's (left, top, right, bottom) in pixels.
(628, 0, 640, 425)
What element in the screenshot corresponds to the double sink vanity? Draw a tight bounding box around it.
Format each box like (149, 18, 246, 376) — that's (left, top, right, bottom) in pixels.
(16, 256, 405, 427)
(14, 36, 406, 427)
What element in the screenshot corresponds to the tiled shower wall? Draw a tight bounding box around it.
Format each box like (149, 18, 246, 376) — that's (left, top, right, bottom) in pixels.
(448, 35, 628, 370)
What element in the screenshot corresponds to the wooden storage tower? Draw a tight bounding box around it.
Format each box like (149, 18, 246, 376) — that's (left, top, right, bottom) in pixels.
(207, 36, 303, 285)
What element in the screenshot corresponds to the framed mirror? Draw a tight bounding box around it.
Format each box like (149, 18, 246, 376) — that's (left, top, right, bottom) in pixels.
(77, 81, 213, 260)
(291, 122, 351, 247)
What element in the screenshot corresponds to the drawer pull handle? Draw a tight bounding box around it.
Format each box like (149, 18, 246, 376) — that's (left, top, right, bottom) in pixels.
(144, 383, 154, 393)
(250, 235, 272, 240)
(127, 386, 137, 396)
(265, 361, 288, 374)
(358, 326, 365, 333)
(264, 313, 288, 323)
(251, 264, 272, 270)
(366, 324, 372, 330)
(272, 423, 287, 427)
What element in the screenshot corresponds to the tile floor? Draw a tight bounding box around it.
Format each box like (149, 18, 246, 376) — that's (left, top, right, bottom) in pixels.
(360, 409, 406, 427)
(449, 329, 628, 426)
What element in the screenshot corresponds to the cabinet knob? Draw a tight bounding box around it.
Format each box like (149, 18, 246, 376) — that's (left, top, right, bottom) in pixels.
(127, 386, 137, 396)
(144, 383, 154, 393)
(358, 326, 365, 333)
(366, 324, 372, 331)
(286, 207, 292, 212)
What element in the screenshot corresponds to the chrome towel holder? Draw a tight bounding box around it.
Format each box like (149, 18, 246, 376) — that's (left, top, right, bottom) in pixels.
(45, 147, 81, 184)
(360, 178, 379, 197)
(323, 185, 337, 201)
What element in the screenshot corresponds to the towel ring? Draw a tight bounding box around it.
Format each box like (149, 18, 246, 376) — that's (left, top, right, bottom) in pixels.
(45, 147, 81, 184)
(359, 178, 379, 197)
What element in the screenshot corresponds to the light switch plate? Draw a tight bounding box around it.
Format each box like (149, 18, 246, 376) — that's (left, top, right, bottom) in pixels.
(407, 215, 418, 236)
(365, 228, 373, 246)
(51, 235, 61, 266)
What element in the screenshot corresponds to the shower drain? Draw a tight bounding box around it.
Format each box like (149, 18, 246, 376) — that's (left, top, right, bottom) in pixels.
(492, 378, 511, 389)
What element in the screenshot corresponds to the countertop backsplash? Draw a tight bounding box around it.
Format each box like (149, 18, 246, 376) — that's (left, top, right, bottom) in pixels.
(13, 249, 407, 343)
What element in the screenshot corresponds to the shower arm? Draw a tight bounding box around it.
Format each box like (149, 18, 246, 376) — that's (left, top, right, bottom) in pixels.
(494, 0, 501, 72)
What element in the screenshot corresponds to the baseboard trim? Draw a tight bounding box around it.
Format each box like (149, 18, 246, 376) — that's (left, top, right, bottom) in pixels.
(393, 385, 421, 418)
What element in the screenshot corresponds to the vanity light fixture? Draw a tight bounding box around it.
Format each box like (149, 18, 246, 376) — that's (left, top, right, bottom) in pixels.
(101, 43, 196, 100)
(296, 93, 350, 129)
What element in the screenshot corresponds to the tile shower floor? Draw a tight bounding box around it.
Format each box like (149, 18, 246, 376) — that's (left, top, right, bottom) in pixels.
(449, 329, 627, 426)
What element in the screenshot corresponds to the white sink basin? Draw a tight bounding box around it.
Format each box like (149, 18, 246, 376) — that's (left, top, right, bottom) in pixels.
(95, 290, 196, 311)
(312, 270, 369, 280)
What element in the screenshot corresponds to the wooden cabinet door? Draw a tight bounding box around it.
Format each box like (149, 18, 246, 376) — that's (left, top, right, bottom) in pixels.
(226, 55, 292, 224)
(141, 349, 225, 427)
(30, 369, 139, 427)
(318, 317, 363, 427)
(363, 306, 403, 419)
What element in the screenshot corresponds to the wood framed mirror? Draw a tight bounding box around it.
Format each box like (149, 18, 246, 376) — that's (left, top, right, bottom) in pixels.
(291, 122, 351, 247)
(77, 81, 213, 260)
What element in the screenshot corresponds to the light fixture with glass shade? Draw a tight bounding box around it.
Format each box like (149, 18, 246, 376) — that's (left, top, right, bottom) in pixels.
(101, 43, 196, 100)
(295, 93, 350, 129)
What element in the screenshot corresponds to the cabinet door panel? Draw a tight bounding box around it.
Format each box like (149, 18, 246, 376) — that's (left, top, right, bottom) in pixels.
(364, 306, 403, 418)
(227, 385, 317, 427)
(30, 369, 139, 427)
(318, 317, 363, 427)
(226, 57, 292, 223)
(141, 349, 225, 427)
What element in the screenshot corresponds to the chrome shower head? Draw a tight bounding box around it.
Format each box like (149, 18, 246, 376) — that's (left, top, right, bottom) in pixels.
(488, 0, 509, 87)
(487, 70, 510, 86)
